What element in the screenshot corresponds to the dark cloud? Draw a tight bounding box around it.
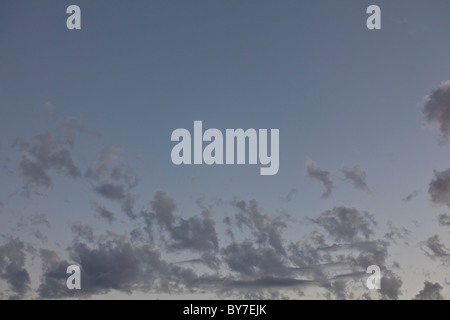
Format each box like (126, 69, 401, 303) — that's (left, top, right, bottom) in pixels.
(428, 168, 450, 206)
(384, 221, 409, 242)
(312, 206, 376, 242)
(37, 249, 75, 299)
(222, 277, 314, 290)
(33, 230, 48, 242)
(402, 190, 421, 202)
(86, 147, 139, 220)
(414, 281, 443, 300)
(38, 232, 200, 298)
(71, 223, 95, 242)
(222, 241, 289, 277)
(305, 159, 333, 199)
(95, 183, 125, 200)
(232, 199, 287, 254)
(91, 202, 115, 224)
(281, 188, 296, 202)
(30, 213, 51, 228)
(380, 270, 402, 300)
(0, 239, 31, 299)
(85, 146, 138, 188)
(94, 183, 137, 219)
(438, 213, 450, 226)
(341, 166, 370, 193)
(145, 191, 218, 252)
(150, 190, 177, 229)
(168, 210, 218, 252)
(423, 235, 450, 258)
(422, 80, 450, 144)
(15, 132, 81, 190)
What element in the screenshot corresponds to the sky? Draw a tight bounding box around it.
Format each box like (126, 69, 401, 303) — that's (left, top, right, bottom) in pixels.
(1, 0, 450, 300)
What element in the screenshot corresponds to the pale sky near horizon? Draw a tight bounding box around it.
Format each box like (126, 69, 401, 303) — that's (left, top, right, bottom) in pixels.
(1, 0, 450, 300)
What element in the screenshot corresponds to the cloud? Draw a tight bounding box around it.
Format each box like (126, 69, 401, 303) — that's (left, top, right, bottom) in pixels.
(71, 223, 95, 242)
(222, 241, 290, 278)
(341, 166, 370, 193)
(384, 221, 409, 242)
(312, 206, 376, 242)
(0, 238, 31, 299)
(94, 183, 137, 219)
(305, 159, 333, 199)
(14, 132, 81, 190)
(168, 210, 218, 252)
(380, 270, 402, 300)
(232, 199, 287, 254)
(38, 232, 199, 298)
(145, 191, 218, 252)
(85, 146, 138, 188)
(37, 249, 75, 299)
(428, 168, 450, 206)
(91, 202, 115, 224)
(423, 235, 450, 258)
(402, 190, 421, 202)
(414, 281, 443, 300)
(422, 80, 450, 144)
(438, 213, 450, 226)
(281, 188, 296, 202)
(30, 213, 51, 228)
(149, 190, 177, 229)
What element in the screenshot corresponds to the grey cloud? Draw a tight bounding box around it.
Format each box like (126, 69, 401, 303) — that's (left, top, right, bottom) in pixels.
(168, 210, 218, 252)
(38, 232, 199, 298)
(327, 280, 347, 300)
(312, 206, 376, 242)
(94, 183, 137, 219)
(438, 213, 450, 226)
(15, 132, 81, 190)
(222, 241, 290, 278)
(37, 249, 75, 299)
(92, 202, 115, 224)
(232, 199, 287, 254)
(71, 223, 95, 242)
(86, 146, 138, 188)
(146, 191, 218, 252)
(402, 190, 421, 202)
(222, 277, 314, 290)
(384, 221, 409, 242)
(380, 270, 402, 300)
(281, 188, 296, 202)
(33, 230, 48, 242)
(150, 190, 177, 228)
(87, 147, 139, 220)
(95, 183, 126, 200)
(18, 152, 52, 188)
(423, 235, 450, 257)
(341, 166, 370, 193)
(414, 281, 443, 300)
(30, 213, 51, 228)
(0, 239, 31, 299)
(305, 159, 333, 199)
(422, 80, 450, 144)
(428, 168, 450, 206)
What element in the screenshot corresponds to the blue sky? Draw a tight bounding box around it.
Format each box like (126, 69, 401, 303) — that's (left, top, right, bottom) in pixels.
(1, 0, 450, 299)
